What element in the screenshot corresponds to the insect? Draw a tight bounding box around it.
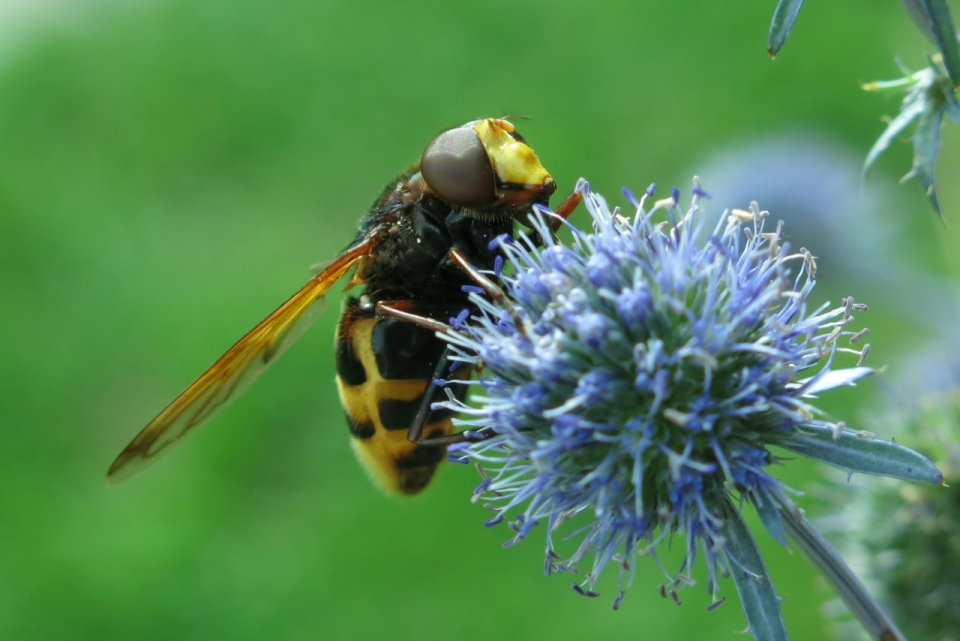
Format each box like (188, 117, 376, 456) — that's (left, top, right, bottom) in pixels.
(107, 117, 581, 494)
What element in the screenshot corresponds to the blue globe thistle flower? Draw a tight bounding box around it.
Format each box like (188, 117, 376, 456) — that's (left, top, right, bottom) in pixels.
(432, 179, 943, 641)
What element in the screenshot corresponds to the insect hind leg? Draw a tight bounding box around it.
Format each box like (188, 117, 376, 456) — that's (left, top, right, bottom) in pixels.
(407, 345, 495, 447)
(374, 302, 494, 447)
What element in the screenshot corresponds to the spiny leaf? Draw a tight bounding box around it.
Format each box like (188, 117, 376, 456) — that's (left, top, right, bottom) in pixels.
(775, 494, 908, 641)
(779, 423, 943, 483)
(912, 97, 945, 216)
(863, 97, 925, 177)
(800, 366, 875, 397)
(723, 506, 788, 641)
(767, 0, 804, 58)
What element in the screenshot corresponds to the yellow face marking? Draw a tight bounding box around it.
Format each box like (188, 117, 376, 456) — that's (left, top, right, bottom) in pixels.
(473, 118, 552, 190)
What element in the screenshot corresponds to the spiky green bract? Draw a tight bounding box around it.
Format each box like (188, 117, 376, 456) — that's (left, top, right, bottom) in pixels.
(863, 53, 960, 217)
(830, 392, 960, 641)
(431, 179, 900, 640)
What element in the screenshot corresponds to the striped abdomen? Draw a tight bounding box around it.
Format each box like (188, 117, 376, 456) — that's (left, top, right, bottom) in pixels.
(335, 297, 466, 495)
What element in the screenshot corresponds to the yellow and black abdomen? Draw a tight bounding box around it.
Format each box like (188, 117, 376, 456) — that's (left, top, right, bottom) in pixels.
(335, 297, 466, 495)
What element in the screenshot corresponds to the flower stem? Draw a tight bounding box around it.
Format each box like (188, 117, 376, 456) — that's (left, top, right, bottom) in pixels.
(773, 492, 907, 641)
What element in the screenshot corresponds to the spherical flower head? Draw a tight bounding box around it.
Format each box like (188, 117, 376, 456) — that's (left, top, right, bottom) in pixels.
(830, 391, 960, 641)
(434, 179, 940, 640)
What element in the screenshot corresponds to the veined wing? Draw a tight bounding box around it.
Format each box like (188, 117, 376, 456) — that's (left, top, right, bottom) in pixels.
(107, 236, 378, 485)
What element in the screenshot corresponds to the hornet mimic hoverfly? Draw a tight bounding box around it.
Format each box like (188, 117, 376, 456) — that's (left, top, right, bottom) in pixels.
(107, 118, 581, 494)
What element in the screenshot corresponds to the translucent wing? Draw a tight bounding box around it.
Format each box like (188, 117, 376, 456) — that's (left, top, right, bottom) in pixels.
(107, 236, 378, 485)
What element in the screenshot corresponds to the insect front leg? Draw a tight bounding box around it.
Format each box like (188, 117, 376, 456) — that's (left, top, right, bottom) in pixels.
(516, 188, 583, 242)
(550, 188, 583, 230)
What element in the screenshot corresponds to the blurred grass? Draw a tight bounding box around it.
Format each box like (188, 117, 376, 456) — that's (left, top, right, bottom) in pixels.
(0, 0, 953, 639)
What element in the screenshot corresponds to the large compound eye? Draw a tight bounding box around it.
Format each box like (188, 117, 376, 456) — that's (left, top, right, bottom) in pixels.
(420, 126, 497, 209)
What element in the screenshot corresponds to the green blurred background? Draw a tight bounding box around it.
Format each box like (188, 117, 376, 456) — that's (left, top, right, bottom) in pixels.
(1, 1, 958, 639)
